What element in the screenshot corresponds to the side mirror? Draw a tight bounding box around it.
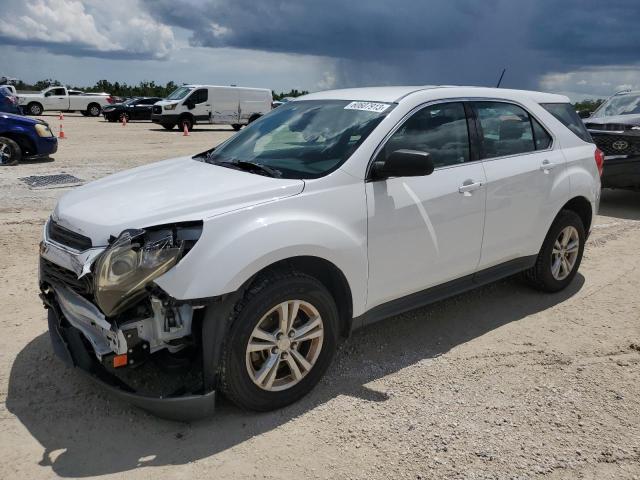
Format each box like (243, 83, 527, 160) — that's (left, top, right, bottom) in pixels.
(578, 110, 592, 119)
(371, 149, 434, 180)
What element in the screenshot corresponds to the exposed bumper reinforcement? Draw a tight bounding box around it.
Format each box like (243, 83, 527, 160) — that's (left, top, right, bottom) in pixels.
(47, 307, 216, 421)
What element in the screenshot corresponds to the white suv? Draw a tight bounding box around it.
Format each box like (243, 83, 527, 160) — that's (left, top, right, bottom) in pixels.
(39, 86, 601, 419)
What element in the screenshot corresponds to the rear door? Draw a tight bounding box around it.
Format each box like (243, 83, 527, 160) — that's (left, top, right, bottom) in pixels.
(366, 101, 487, 309)
(471, 101, 568, 269)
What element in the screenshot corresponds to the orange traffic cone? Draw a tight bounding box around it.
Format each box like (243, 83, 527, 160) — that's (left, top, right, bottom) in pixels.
(58, 112, 64, 121)
(121, 115, 127, 127)
(58, 123, 66, 139)
(183, 123, 189, 136)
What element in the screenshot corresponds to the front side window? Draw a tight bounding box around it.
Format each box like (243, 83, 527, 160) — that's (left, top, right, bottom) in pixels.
(382, 102, 470, 168)
(46, 88, 66, 97)
(474, 102, 551, 158)
(199, 100, 393, 179)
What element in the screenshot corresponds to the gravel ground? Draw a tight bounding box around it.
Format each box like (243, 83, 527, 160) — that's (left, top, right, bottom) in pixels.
(1, 113, 639, 479)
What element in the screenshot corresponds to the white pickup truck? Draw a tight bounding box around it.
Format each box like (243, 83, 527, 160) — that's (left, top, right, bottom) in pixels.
(16, 86, 114, 116)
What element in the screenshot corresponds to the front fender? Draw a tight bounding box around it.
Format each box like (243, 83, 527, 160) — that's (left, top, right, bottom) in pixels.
(155, 179, 369, 315)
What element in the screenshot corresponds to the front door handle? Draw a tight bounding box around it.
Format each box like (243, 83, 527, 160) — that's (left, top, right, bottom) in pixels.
(540, 160, 558, 172)
(458, 180, 483, 195)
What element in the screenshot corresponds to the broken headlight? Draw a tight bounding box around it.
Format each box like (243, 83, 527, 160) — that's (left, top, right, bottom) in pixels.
(94, 223, 201, 317)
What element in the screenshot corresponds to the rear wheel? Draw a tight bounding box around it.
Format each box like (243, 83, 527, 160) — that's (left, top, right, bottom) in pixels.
(87, 103, 101, 117)
(524, 210, 585, 292)
(0, 137, 21, 166)
(220, 272, 338, 411)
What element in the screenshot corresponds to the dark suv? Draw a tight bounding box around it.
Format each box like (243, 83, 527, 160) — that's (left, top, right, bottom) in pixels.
(583, 91, 640, 191)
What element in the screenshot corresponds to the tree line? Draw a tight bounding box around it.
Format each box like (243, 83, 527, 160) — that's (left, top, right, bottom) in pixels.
(7, 78, 307, 100)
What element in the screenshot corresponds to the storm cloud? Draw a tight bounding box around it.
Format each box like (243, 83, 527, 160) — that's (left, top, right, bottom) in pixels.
(2, 0, 640, 97)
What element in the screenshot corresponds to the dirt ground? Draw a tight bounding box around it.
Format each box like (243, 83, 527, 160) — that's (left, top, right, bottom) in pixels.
(1, 113, 639, 480)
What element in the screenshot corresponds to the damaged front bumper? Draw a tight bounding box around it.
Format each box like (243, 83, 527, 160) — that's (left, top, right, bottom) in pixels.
(43, 287, 217, 421)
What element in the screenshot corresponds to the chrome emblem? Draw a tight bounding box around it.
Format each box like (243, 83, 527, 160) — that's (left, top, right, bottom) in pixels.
(612, 140, 629, 151)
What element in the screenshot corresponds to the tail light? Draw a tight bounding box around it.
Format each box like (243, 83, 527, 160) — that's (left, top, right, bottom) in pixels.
(594, 148, 604, 176)
(106, 96, 115, 104)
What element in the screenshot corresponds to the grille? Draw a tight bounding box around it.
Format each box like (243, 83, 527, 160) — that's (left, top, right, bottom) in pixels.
(48, 220, 92, 251)
(591, 133, 640, 156)
(40, 257, 94, 299)
(152, 105, 162, 114)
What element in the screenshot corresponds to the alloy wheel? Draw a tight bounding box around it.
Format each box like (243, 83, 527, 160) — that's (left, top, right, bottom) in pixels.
(0, 142, 12, 165)
(245, 300, 324, 391)
(551, 226, 580, 281)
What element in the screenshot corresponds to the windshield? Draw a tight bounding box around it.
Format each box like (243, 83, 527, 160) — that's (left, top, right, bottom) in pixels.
(592, 93, 640, 118)
(199, 100, 393, 179)
(166, 87, 193, 101)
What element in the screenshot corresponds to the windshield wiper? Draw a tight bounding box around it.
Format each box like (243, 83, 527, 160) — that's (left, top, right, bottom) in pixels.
(204, 157, 282, 178)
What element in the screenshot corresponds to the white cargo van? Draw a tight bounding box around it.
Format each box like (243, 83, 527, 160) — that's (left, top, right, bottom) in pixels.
(152, 85, 272, 131)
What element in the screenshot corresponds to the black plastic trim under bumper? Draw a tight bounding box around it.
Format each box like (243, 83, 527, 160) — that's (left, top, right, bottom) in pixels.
(47, 307, 216, 421)
(601, 155, 640, 190)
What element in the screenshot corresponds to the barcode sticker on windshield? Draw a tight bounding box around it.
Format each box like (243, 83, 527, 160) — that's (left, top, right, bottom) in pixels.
(344, 101, 390, 113)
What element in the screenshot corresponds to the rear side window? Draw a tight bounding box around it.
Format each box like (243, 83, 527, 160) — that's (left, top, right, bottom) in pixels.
(474, 102, 536, 158)
(532, 117, 552, 150)
(540, 103, 593, 143)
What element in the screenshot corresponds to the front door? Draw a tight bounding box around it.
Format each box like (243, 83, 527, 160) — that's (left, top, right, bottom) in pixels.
(366, 102, 487, 309)
(186, 89, 211, 123)
(45, 87, 68, 110)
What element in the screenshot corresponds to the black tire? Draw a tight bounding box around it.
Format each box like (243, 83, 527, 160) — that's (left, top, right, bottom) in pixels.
(0, 136, 22, 166)
(220, 271, 339, 411)
(87, 103, 101, 117)
(106, 116, 116, 123)
(179, 116, 193, 131)
(231, 124, 242, 131)
(80, 111, 90, 117)
(27, 102, 43, 116)
(161, 123, 176, 130)
(524, 210, 586, 292)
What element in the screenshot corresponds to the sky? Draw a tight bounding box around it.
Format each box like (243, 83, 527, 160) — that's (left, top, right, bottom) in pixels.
(1, 0, 639, 101)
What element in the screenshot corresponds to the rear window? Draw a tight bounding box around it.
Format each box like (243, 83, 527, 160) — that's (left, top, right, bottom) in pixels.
(540, 103, 593, 143)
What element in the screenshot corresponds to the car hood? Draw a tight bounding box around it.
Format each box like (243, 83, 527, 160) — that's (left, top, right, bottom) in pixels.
(585, 114, 640, 128)
(53, 157, 305, 246)
(0, 112, 42, 126)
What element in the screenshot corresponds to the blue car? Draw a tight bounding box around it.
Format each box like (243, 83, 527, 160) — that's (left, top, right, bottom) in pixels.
(0, 112, 58, 166)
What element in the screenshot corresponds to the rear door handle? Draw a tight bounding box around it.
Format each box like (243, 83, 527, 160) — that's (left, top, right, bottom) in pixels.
(458, 180, 483, 195)
(540, 160, 558, 172)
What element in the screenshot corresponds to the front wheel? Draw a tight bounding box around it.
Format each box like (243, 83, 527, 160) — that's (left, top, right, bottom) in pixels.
(0, 137, 22, 166)
(27, 102, 43, 116)
(524, 210, 585, 292)
(179, 117, 193, 131)
(220, 272, 338, 411)
(231, 124, 242, 131)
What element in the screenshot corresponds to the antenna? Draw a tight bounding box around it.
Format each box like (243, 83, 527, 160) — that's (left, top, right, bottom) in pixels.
(496, 68, 506, 88)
